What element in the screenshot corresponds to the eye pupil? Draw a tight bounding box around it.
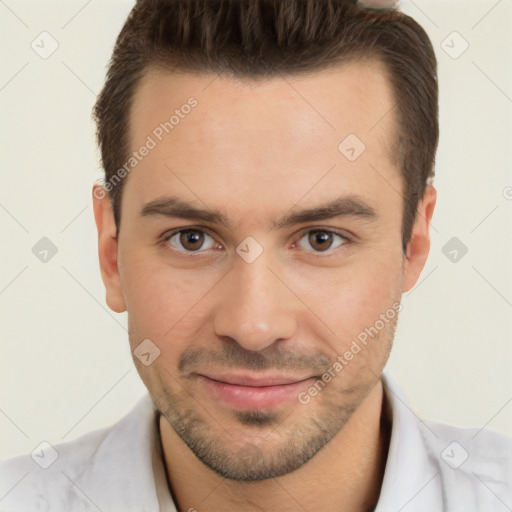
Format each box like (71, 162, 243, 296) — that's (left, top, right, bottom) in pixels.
(180, 230, 204, 251)
(309, 231, 332, 252)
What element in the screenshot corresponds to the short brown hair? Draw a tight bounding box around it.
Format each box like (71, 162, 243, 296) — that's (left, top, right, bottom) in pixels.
(93, 0, 438, 251)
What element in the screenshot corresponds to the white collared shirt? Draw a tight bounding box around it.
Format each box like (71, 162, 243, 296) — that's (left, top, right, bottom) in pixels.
(1, 372, 511, 511)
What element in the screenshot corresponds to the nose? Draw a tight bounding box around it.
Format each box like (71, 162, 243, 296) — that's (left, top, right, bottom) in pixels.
(213, 249, 298, 352)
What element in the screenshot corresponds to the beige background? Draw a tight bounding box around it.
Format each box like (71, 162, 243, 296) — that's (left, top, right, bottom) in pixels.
(1, 0, 511, 459)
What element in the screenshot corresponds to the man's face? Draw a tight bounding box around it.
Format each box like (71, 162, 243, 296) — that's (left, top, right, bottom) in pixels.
(95, 61, 432, 480)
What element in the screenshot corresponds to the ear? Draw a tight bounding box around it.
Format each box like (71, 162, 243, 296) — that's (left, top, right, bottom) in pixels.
(92, 184, 127, 313)
(402, 184, 437, 293)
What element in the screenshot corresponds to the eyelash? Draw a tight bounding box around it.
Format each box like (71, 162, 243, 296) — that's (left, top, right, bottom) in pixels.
(159, 227, 352, 257)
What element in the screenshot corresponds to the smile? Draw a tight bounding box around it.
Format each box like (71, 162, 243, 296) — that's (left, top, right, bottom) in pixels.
(197, 373, 316, 409)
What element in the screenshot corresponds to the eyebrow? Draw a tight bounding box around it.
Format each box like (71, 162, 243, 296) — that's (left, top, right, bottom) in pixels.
(140, 195, 377, 229)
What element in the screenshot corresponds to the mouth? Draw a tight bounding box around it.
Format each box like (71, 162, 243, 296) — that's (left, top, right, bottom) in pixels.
(196, 372, 316, 409)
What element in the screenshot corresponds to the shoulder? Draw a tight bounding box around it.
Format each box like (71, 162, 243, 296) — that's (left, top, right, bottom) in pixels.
(421, 419, 512, 509)
(0, 394, 158, 512)
(380, 372, 512, 510)
(0, 425, 114, 512)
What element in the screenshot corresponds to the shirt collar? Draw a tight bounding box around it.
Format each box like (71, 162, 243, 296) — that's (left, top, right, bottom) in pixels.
(152, 408, 178, 511)
(376, 371, 442, 511)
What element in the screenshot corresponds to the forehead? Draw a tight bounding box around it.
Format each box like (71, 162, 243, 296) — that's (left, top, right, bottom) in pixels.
(124, 60, 399, 223)
(129, 59, 395, 149)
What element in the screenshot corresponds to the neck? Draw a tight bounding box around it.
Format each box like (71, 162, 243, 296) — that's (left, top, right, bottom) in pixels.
(159, 380, 390, 512)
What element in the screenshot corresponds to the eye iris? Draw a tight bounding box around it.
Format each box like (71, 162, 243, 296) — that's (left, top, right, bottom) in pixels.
(309, 231, 332, 252)
(180, 230, 204, 251)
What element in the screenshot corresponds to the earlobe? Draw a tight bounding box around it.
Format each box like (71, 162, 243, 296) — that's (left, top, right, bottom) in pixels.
(402, 185, 437, 293)
(92, 184, 127, 313)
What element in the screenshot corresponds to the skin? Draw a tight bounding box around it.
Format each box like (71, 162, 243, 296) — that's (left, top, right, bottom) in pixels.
(93, 60, 436, 511)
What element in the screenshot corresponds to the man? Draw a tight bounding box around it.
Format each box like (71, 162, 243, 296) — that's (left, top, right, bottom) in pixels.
(1, 0, 511, 510)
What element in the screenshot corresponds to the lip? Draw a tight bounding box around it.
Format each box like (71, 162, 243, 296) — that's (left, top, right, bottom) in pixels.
(197, 373, 316, 409)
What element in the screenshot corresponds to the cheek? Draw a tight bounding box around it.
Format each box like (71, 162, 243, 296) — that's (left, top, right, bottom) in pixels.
(289, 250, 403, 345)
(120, 249, 230, 352)
(345, 265, 401, 336)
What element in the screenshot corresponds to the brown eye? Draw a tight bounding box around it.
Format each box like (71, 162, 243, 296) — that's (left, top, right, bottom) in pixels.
(295, 229, 348, 254)
(166, 229, 218, 253)
(180, 230, 205, 251)
(308, 230, 334, 252)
